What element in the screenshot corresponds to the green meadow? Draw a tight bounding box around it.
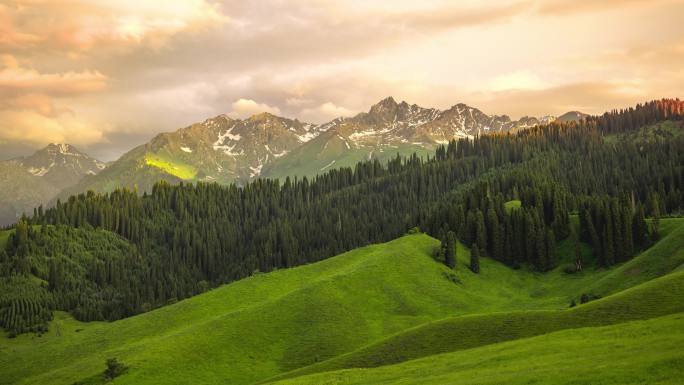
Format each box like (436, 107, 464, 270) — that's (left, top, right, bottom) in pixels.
(1, 218, 683, 385)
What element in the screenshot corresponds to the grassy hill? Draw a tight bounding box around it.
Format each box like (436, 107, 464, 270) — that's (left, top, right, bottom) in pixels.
(268, 312, 684, 385)
(1, 219, 683, 385)
(266, 267, 684, 383)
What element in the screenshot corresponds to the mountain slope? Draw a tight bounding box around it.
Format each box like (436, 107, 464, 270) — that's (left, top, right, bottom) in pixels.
(57, 113, 321, 197)
(2, 222, 683, 385)
(269, 312, 684, 385)
(262, 97, 553, 179)
(0, 144, 104, 226)
(556, 110, 589, 122)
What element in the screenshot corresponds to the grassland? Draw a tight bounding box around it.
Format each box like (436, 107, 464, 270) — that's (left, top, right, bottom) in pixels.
(144, 153, 198, 180)
(269, 312, 684, 385)
(1, 219, 682, 385)
(266, 268, 684, 383)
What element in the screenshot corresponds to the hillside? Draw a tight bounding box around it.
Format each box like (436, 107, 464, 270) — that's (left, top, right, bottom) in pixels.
(2, 219, 684, 385)
(262, 97, 552, 179)
(265, 219, 684, 382)
(268, 312, 684, 385)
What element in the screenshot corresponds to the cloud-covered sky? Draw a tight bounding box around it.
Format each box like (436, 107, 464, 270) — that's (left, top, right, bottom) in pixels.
(1, 0, 683, 160)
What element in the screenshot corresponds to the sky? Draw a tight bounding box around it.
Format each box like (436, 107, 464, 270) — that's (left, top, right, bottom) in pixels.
(1, 0, 683, 161)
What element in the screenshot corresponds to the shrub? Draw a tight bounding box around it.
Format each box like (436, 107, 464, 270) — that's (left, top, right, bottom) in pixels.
(443, 271, 461, 285)
(104, 358, 128, 380)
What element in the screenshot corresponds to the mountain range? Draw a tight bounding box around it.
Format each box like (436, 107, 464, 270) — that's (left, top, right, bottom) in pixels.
(0, 97, 581, 225)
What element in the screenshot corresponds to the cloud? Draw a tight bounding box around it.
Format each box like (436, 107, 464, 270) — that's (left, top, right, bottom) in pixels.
(0, 109, 105, 147)
(0, 1, 227, 52)
(0, 56, 107, 98)
(473, 81, 652, 118)
(489, 71, 547, 92)
(536, 0, 673, 16)
(228, 99, 281, 118)
(299, 102, 354, 123)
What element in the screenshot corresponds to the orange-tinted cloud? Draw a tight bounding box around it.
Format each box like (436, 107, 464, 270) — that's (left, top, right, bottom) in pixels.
(0, 56, 106, 97)
(0, 1, 226, 53)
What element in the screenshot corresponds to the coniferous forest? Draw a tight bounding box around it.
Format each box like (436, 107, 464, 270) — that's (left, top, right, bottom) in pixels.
(1, 99, 683, 335)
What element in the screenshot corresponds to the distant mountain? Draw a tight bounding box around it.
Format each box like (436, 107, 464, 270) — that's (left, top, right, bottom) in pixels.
(56, 97, 557, 196)
(0, 144, 105, 226)
(57, 113, 324, 198)
(262, 97, 554, 178)
(556, 111, 589, 123)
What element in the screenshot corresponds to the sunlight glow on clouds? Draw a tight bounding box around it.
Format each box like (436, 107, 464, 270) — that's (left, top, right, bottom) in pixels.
(1, 0, 683, 160)
(229, 99, 282, 118)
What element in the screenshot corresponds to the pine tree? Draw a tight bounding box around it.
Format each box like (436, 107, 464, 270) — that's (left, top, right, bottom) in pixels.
(444, 231, 456, 269)
(650, 193, 661, 241)
(544, 229, 556, 271)
(632, 204, 649, 249)
(475, 210, 487, 254)
(470, 245, 480, 273)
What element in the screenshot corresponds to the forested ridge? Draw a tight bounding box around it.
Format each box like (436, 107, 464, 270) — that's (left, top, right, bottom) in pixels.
(1, 99, 683, 335)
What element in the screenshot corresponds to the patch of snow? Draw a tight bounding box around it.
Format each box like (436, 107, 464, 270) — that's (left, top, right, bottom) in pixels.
(273, 150, 288, 158)
(213, 125, 244, 156)
(28, 161, 55, 176)
(180, 146, 193, 153)
(296, 132, 317, 143)
(249, 163, 263, 178)
(320, 160, 336, 171)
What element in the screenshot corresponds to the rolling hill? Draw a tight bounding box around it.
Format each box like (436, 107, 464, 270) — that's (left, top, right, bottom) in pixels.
(2, 217, 683, 385)
(268, 312, 684, 385)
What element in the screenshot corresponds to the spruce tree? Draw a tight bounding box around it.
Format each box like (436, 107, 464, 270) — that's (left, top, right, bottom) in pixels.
(650, 193, 661, 241)
(632, 204, 649, 249)
(444, 231, 456, 269)
(470, 245, 480, 273)
(475, 210, 487, 254)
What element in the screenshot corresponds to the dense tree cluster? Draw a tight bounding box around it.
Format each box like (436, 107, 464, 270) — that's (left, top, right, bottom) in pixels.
(1, 99, 683, 333)
(579, 195, 656, 266)
(0, 275, 53, 336)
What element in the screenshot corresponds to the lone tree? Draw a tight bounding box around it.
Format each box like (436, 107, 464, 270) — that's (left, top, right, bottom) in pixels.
(444, 231, 457, 269)
(104, 358, 127, 380)
(470, 246, 480, 274)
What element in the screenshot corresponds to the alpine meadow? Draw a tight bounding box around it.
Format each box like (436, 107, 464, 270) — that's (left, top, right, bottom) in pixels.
(1, 2, 684, 385)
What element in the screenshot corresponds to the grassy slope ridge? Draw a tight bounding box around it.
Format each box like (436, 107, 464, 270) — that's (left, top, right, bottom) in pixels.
(269, 312, 684, 385)
(265, 267, 684, 383)
(1, 219, 682, 385)
(1, 235, 475, 385)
